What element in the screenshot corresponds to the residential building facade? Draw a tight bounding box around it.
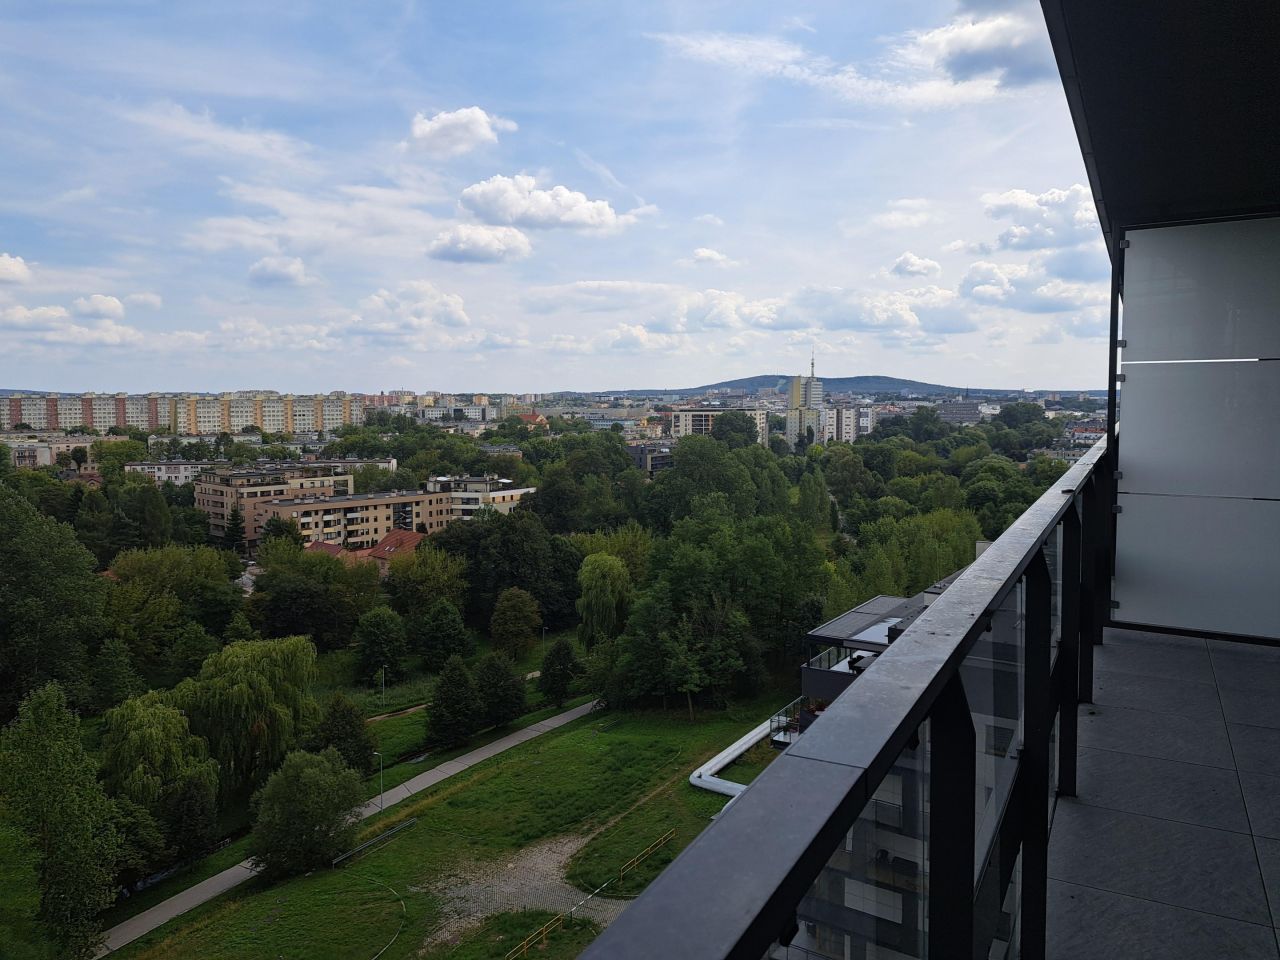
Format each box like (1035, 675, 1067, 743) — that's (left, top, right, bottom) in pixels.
(670, 408, 769, 446)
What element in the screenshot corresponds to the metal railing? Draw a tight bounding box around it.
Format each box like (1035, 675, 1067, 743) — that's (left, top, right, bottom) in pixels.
(582, 437, 1113, 960)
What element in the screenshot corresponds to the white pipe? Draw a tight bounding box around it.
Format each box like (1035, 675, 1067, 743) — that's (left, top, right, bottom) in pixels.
(687, 718, 775, 804)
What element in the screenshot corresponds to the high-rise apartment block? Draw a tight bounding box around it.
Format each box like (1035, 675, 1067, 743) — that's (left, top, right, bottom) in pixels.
(0, 391, 366, 435)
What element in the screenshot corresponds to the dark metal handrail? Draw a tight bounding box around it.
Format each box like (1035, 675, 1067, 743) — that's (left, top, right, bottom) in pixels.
(581, 437, 1111, 960)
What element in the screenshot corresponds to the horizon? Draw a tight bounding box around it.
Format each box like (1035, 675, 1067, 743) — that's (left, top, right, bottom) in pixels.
(2, 1, 1108, 392)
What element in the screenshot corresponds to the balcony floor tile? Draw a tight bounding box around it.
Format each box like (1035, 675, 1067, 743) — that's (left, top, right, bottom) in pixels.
(1048, 801, 1270, 925)
(1073, 745, 1250, 832)
(1051, 631, 1280, 954)
(1048, 879, 1278, 960)
(1092, 669, 1222, 720)
(1078, 702, 1235, 768)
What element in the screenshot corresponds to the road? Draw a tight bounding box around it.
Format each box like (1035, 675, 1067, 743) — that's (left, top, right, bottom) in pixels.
(98, 699, 599, 956)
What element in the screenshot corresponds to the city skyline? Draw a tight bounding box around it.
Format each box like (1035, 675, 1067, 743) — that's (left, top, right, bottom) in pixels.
(1, 1, 1108, 392)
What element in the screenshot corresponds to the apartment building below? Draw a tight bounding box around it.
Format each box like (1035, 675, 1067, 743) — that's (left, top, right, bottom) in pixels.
(245, 474, 535, 550)
(670, 408, 769, 446)
(195, 464, 356, 541)
(127, 458, 395, 488)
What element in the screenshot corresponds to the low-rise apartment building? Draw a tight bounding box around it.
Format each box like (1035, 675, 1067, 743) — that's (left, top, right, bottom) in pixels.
(195, 464, 356, 541)
(2, 432, 132, 469)
(253, 476, 534, 550)
(129, 457, 395, 488)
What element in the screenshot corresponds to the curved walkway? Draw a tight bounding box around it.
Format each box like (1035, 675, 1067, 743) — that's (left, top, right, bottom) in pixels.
(98, 699, 599, 956)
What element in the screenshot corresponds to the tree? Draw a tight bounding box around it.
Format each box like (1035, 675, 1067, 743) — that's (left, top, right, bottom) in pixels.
(173, 635, 317, 795)
(247, 540, 381, 651)
(0, 487, 105, 719)
(354, 607, 408, 684)
(247, 749, 362, 878)
(135, 483, 173, 548)
(489, 587, 542, 657)
(0, 803, 52, 960)
(73, 489, 115, 568)
(70, 446, 88, 470)
(576, 553, 631, 648)
(222, 611, 261, 643)
(223, 505, 246, 555)
(709, 410, 759, 449)
(261, 515, 304, 548)
(424, 655, 480, 748)
(309, 693, 376, 776)
(406, 598, 471, 672)
(0, 684, 120, 958)
(91, 636, 144, 711)
(99, 693, 220, 867)
(385, 545, 468, 619)
(473, 653, 526, 728)
(538, 638, 580, 708)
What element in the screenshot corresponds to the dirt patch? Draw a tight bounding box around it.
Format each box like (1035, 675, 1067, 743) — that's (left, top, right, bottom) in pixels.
(417, 835, 630, 952)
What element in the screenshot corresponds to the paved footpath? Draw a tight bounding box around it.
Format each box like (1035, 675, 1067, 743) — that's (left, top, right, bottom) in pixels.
(98, 700, 599, 956)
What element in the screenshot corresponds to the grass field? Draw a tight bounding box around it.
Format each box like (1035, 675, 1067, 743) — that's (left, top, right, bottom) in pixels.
(719, 739, 779, 785)
(424, 911, 599, 960)
(113, 689, 794, 960)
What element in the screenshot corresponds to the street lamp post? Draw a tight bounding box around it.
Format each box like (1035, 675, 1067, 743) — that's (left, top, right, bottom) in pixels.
(373, 751, 384, 812)
(380, 665, 387, 713)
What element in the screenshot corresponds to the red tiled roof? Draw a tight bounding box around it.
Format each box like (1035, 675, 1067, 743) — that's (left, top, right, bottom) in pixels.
(366, 528, 424, 562)
(304, 540, 345, 556)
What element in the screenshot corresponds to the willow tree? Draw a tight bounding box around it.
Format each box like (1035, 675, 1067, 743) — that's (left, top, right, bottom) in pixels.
(174, 635, 317, 794)
(100, 693, 219, 818)
(576, 553, 632, 649)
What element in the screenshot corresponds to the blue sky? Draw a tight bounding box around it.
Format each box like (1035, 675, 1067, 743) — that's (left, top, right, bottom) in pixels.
(0, 0, 1109, 393)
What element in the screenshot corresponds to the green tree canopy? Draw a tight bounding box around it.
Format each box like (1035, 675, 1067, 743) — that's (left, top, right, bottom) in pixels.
(489, 587, 542, 656)
(0, 487, 105, 719)
(538, 638, 580, 708)
(473, 652, 527, 729)
(307, 693, 376, 777)
(406, 598, 472, 672)
(248, 748, 362, 878)
(575, 552, 632, 648)
(354, 606, 408, 684)
(709, 410, 759, 449)
(425, 655, 480, 748)
(0, 684, 120, 958)
(384, 545, 468, 618)
(173, 635, 317, 794)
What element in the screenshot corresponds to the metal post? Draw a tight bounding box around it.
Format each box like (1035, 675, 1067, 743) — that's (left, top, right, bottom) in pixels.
(1058, 507, 1082, 798)
(929, 674, 976, 960)
(373, 751, 384, 812)
(381, 665, 387, 714)
(1078, 474, 1100, 703)
(1021, 550, 1052, 960)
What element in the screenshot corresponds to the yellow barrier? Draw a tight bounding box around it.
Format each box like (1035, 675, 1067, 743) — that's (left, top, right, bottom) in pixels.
(618, 828, 676, 881)
(504, 914, 565, 960)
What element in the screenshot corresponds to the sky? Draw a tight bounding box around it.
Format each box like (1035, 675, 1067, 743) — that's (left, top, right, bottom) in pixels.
(0, 0, 1110, 394)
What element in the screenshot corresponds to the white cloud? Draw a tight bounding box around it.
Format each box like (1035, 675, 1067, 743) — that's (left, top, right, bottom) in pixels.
(408, 107, 516, 158)
(0, 254, 31, 284)
(119, 102, 314, 170)
(679, 247, 738, 268)
(784, 284, 974, 345)
(960, 258, 1106, 313)
(248, 256, 315, 286)
(897, 13, 1056, 88)
(460, 174, 652, 230)
(124, 292, 163, 308)
(694, 213, 725, 227)
(355, 280, 471, 337)
(980, 184, 1098, 250)
(0, 303, 150, 348)
(71, 294, 125, 319)
(651, 30, 1007, 110)
(890, 251, 941, 277)
(428, 224, 532, 263)
(872, 198, 936, 229)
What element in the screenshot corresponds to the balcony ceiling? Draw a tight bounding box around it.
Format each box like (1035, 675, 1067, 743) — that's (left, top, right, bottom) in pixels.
(1041, 1, 1280, 258)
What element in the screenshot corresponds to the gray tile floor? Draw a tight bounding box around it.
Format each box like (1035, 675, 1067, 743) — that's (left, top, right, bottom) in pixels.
(1047, 628, 1280, 959)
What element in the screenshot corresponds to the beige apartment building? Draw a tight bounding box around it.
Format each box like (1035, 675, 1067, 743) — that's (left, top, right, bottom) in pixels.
(252, 475, 536, 551)
(670, 408, 769, 447)
(0, 391, 364, 434)
(195, 464, 355, 541)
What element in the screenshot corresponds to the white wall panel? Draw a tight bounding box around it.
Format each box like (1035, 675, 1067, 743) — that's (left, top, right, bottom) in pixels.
(1114, 493, 1280, 638)
(1124, 218, 1280, 361)
(1117, 359, 1280, 499)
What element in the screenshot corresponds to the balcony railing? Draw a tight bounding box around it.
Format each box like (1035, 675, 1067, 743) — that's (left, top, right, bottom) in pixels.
(581, 436, 1112, 960)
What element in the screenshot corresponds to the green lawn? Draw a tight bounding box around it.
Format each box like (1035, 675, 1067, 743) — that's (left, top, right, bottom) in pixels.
(112, 690, 793, 960)
(718, 739, 779, 786)
(423, 911, 598, 960)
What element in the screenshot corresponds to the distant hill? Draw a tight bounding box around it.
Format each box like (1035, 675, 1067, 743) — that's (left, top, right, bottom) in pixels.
(614, 374, 1011, 397)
